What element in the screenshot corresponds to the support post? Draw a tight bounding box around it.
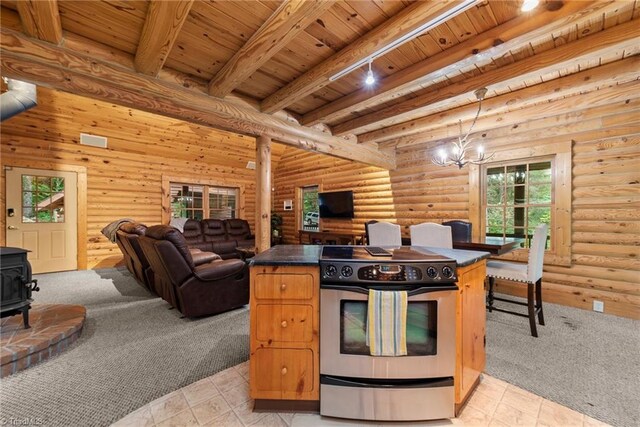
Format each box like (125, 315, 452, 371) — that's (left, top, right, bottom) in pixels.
(256, 136, 272, 253)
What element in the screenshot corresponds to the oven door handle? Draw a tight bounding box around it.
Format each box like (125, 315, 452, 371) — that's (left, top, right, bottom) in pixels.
(320, 284, 458, 295)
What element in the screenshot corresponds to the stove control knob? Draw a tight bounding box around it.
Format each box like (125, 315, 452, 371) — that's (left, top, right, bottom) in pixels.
(426, 266, 438, 278)
(341, 265, 353, 277)
(442, 266, 454, 278)
(325, 265, 337, 277)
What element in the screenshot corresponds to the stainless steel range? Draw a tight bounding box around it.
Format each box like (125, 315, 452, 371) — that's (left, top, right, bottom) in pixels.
(319, 246, 458, 421)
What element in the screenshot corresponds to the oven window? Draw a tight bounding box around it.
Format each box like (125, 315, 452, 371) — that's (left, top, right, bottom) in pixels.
(340, 300, 437, 356)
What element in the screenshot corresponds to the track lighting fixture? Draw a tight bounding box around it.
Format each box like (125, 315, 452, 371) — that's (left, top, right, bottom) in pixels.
(521, 0, 539, 12)
(365, 60, 375, 86)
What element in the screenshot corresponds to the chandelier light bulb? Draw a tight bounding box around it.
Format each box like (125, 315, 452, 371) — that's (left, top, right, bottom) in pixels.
(521, 0, 539, 12)
(431, 87, 495, 169)
(365, 60, 375, 85)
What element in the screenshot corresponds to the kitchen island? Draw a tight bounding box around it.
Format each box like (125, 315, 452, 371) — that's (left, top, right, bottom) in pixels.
(248, 245, 489, 417)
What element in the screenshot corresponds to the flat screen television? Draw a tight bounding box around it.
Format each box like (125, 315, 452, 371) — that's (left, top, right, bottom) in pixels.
(318, 190, 354, 219)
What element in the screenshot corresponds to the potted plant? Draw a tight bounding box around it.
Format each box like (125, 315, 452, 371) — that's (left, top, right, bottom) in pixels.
(271, 212, 283, 242)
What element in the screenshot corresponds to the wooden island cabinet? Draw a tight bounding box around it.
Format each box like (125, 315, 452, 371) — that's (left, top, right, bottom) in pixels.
(249, 265, 320, 401)
(249, 246, 487, 414)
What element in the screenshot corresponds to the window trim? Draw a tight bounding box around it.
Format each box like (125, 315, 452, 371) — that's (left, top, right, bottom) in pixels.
(468, 141, 571, 266)
(161, 175, 245, 223)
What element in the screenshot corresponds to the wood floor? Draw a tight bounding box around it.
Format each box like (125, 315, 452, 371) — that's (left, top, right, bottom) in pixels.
(112, 361, 609, 427)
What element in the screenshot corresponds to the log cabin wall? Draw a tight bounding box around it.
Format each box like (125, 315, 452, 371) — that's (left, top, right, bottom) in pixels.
(0, 87, 285, 268)
(273, 88, 640, 320)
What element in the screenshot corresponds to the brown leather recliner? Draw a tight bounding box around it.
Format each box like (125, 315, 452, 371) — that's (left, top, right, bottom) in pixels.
(182, 219, 239, 259)
(224, 218, 255, 249)
(139, 225, 249, 318)
(116, 222, 155, 292)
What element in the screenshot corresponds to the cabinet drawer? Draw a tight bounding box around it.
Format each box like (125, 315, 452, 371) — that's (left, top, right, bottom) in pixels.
(254, 273, 313, 300)
(256, 304, 314, 343)
(253, 348, 314, 395)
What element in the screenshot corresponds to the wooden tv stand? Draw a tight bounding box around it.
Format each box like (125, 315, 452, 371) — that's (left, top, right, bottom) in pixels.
(298, 230, 365, 245)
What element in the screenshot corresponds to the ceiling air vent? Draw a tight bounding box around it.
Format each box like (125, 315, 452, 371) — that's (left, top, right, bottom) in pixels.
(246, 161, 256, 170)
(80, 133, 107, 148)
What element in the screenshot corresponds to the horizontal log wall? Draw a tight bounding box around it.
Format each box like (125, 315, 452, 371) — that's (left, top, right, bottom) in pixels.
(274, 88, 640, 319)
(0, 87, 285, 268)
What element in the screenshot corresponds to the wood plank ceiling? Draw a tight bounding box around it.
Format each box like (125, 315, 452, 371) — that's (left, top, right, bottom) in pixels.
(1, 0, 638, 169)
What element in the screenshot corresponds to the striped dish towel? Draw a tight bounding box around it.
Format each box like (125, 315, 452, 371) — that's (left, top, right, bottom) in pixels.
(366, 289, 408, 356)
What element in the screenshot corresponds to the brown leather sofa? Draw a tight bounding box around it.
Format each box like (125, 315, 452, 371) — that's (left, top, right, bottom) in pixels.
(179, 218, 255, 255)
(116, 222, 155, 292)
(139, 225, 249, 318)
(181, 219, 242, 259)
(224, 218, 255, 249)
(115, 222, 220, 294)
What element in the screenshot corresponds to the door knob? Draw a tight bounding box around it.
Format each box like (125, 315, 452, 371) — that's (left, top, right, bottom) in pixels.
(8, 225, 18, 230)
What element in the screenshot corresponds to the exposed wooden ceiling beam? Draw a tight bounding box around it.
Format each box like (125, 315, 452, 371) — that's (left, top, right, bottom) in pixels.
(208, 0, 334, 98)
(260, 0, 478, 114)
(376, 80, 640, 150)
(134, 0, 194, 77)
(16, 0, 62, 44)
(335, 18, 640, 136)
(0, 27, 395, 170)
(300, 0, 610, 127)
(363, 55, 640, 146)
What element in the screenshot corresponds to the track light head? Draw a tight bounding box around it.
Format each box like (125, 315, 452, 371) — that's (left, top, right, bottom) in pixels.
(521, 0, 539, 12)
(365, 60, 375, 86)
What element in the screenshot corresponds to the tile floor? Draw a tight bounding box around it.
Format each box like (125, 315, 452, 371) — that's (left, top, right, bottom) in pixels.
(112, 361, 610, 427)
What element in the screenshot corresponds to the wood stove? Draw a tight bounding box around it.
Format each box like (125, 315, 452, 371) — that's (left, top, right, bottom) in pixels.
(1, 247, 39, 328)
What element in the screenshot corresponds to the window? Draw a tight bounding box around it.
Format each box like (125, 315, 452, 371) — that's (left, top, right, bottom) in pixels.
(469, 142, 571, 266)
(300, 185, 319, 231)
(209, 187, 237, 219)
(170, 184, 204, 220)
(22, 175, 65, 223)
(485, 160, 552, 249)
(170, 182, 238, 220)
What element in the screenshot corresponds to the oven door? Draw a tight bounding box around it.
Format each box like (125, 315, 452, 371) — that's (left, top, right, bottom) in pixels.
(320, 285, 457, 379)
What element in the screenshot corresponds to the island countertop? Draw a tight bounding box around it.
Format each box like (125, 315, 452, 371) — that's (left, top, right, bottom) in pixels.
(249, 245, 489, 267)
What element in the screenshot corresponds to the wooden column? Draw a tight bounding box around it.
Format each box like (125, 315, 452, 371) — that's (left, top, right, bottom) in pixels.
(256, 136, 272, 253)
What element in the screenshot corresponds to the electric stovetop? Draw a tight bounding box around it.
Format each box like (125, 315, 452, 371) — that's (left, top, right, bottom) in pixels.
(321, 246, 455, 263)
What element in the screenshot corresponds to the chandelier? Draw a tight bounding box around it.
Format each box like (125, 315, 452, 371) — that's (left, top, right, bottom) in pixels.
(431, 87, 494, 169)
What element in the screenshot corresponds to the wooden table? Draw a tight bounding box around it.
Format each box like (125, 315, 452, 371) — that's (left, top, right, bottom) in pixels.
(453, 237, 520, 255)
(298, 230, 365, 245)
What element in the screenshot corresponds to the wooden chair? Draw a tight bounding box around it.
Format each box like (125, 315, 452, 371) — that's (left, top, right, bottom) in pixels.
(409, 223, 453, 248)
(486, 224, 548, 337)
(366, 221, 402, 246)
(442, 220, 472, 242)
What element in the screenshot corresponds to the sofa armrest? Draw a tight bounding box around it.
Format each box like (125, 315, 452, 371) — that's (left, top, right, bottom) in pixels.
(191, 250, 221, 266)
(211, 240, 240, 259)
(193, 259, 246, 282)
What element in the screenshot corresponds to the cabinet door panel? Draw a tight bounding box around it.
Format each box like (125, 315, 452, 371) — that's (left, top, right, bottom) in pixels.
(253, 348, 314, 397)
(256, 304, 314, 343)
(254, 273, 313, 300)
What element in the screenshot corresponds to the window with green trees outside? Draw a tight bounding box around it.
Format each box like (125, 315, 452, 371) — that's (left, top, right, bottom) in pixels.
(22, 175, 65, 223)
(301, 185, 319, 231)
(484, 160, 552, 250)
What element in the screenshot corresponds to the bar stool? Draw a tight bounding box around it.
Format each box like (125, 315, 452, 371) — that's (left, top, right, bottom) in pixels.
(486, 224, 548, 337)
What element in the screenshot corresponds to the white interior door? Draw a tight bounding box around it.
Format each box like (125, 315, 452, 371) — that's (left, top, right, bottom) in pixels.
(5, 167, 78, 273)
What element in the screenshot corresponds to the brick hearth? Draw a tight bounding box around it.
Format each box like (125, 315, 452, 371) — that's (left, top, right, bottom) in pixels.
(0, 304, 86, 377)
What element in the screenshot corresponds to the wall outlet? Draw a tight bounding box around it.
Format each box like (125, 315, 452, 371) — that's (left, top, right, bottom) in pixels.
(593, 300, 604, 313)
